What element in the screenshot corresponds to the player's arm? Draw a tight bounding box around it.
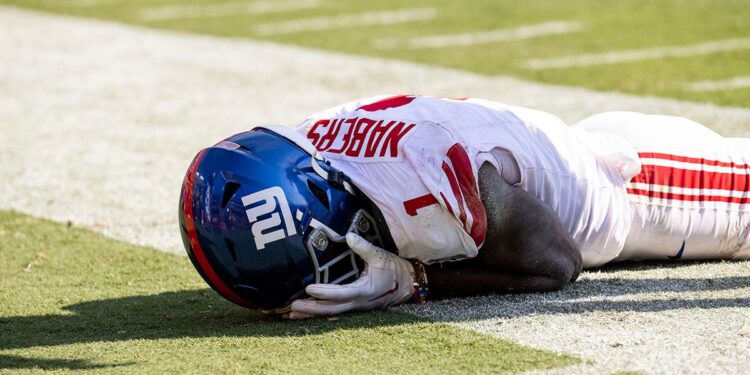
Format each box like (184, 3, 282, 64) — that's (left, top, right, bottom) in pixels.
(287, 164, 581, 318)
(424, 163, 582, 299)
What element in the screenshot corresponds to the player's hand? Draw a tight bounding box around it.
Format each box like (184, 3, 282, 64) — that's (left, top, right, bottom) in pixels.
(287, 233, 415, 319)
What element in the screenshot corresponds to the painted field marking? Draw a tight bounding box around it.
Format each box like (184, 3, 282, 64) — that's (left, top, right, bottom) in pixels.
(139, 0, 322, 21)
(524, 37, 750, 70)
(374, 21, 583, 49)
(254, 7, 438, 36)
(685, 76, 750, 92)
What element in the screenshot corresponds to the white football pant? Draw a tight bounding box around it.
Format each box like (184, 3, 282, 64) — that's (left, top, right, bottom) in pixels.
(575, 112, 750, 262)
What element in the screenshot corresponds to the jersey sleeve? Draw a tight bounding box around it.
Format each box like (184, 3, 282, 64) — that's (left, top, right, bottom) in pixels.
(403, 124, 488, 251)
(475, 148, 522, 185)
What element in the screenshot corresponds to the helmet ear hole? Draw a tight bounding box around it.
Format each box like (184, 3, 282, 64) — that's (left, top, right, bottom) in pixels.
(307, 180, 330, 210)
(221, 181, 241, 208)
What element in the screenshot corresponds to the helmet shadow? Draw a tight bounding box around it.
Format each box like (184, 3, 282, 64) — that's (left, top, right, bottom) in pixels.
(1, 289, 421, 353)
(0, 354, 131, 372)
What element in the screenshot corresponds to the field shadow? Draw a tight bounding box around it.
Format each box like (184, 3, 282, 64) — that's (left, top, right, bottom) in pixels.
(402, 261, 750, 322)
(0, 354, 132, 371)
(0, 288, 420, 354)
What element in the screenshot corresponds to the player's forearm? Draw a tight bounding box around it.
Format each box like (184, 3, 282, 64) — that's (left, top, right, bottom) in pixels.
(424, 261, 570, 299)
(420, 162, 581, 301)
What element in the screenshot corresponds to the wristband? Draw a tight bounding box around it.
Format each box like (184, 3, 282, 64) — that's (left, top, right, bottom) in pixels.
(409, 259, 429, 303)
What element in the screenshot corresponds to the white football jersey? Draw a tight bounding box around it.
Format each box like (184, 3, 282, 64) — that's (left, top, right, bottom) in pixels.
(295, 95, 637, 267)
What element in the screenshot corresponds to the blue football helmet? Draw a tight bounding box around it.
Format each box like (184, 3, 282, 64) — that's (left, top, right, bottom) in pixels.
(179, 126, 387, 309)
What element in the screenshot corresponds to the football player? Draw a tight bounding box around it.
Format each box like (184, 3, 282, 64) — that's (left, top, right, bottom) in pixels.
(179, 95, 750, 319)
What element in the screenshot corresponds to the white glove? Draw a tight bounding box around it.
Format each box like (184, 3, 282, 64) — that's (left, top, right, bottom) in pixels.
(287, 233, 415, 319)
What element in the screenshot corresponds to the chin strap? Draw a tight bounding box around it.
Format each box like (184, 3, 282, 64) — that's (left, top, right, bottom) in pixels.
(310, 151, 356, 196)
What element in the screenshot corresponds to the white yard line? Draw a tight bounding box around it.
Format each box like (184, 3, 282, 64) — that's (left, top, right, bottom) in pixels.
(685, 76, 750, 92)
(525, 38, 750, 70)
(374, 21, 583, 49)
(254, 7, 438, 36)
(3, 7, 750, 374)
(139, 0, 322, 22)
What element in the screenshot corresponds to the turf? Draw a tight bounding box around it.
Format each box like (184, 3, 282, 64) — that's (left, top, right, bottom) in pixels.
(0, 210, 577, 373)
(3, 0, 750, 107)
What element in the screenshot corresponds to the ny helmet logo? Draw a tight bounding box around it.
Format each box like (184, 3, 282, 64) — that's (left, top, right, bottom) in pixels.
(242, 186, 297, 250)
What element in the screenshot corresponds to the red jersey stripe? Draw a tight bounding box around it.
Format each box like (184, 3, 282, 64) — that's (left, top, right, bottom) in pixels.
(440, 192, 456, 217)
(638, 152, 750, 170)
(629, 151, 750, 204)
(631, 165, 750, 192)
(626, 187, 750, 204)
(357, 95, 415, 112)
(442, 160, 467, 227)
(445, 144, 487, 247)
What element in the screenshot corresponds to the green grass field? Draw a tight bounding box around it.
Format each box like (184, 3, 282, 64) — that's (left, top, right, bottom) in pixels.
(0, 210, 577, 373)
(3, 0, 750, 107)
